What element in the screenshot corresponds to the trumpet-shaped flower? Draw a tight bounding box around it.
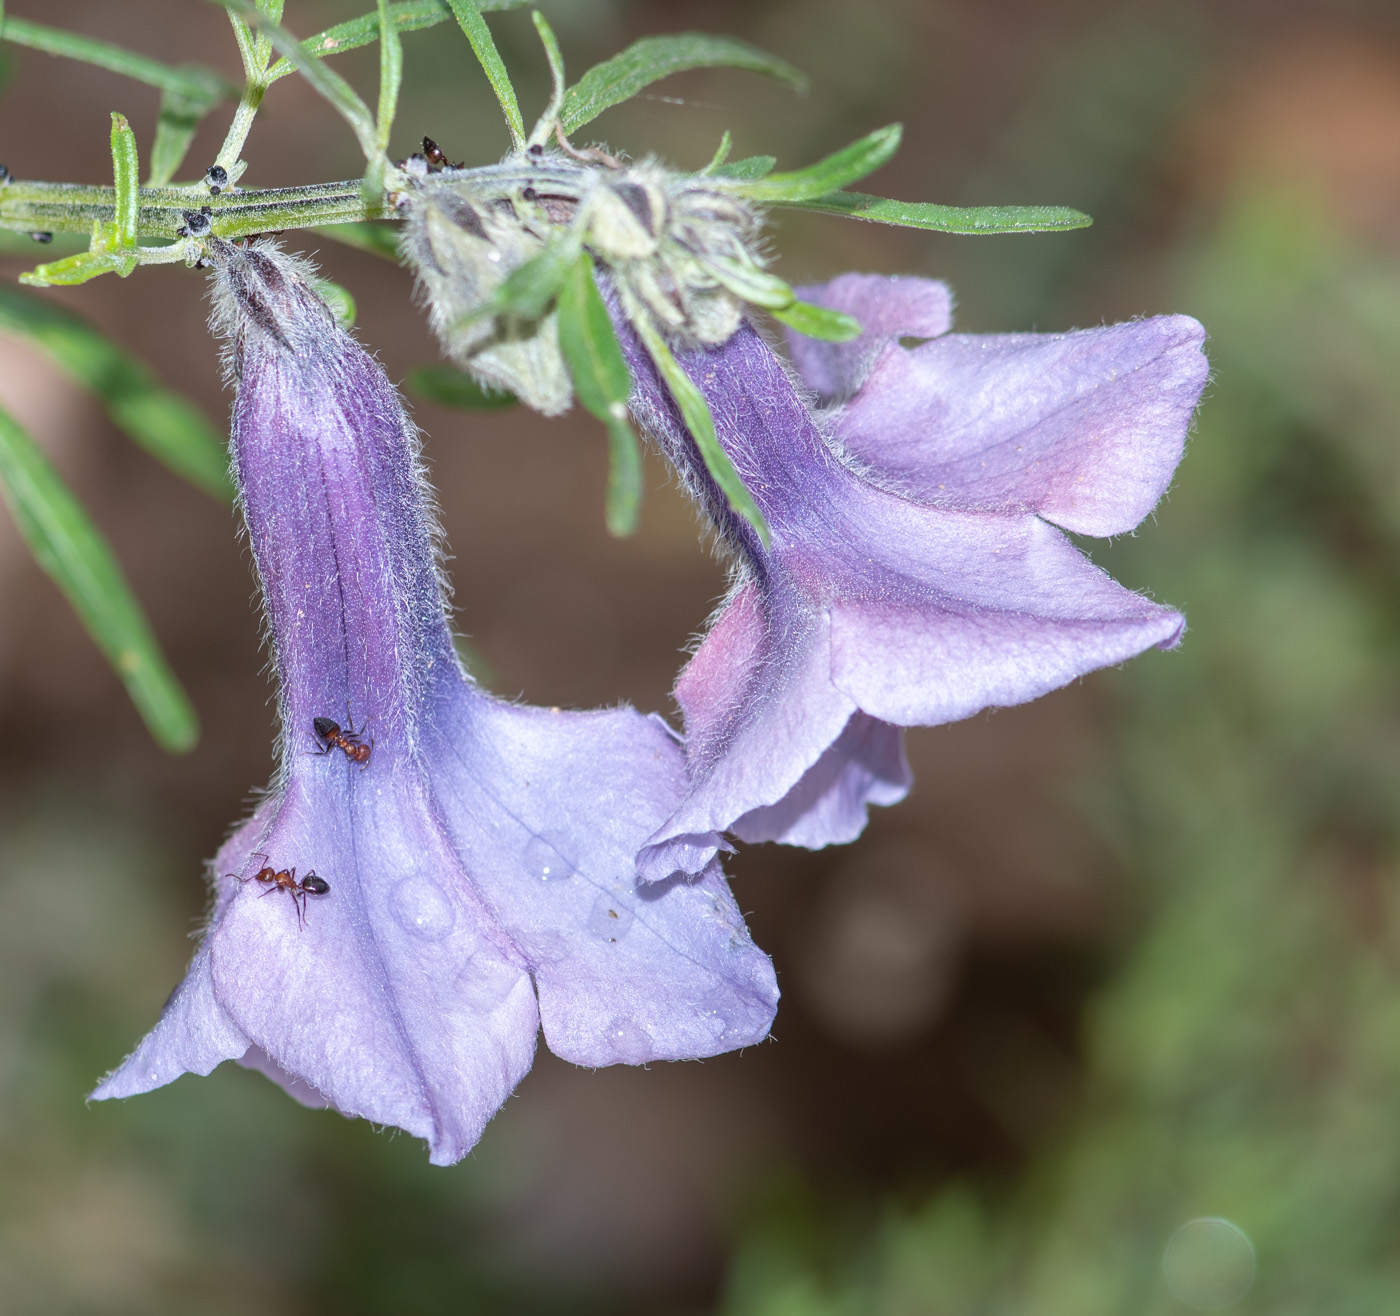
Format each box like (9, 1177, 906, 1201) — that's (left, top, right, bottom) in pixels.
(615, 274, 1208, 881)
(91, 243, 777, 1165)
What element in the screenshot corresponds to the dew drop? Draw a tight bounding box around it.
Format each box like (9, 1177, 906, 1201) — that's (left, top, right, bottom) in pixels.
(588, 894, 634, 942)
(605, 1017, 651, 1064)
(391, 874, 455, 940)
(523, 834, 574, 881)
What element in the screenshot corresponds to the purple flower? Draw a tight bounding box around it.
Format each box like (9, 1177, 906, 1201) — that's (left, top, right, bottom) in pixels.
(91, 242, 777, 1165)
(616, 273, 1208, 881)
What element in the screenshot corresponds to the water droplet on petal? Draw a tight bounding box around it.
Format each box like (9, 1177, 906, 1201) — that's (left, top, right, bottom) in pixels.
(523, 834, 574, 881)
(391, 874, 455, 940)
(605, 1017, 651, 1064)
(588, 893, 634, 942)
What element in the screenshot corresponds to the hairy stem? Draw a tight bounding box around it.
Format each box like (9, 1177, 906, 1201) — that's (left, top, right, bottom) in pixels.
(0, 178, 397, 242)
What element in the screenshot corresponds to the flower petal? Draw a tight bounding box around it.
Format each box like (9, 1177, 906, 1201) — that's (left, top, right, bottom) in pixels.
(89, 942, 250, 1100)
(829, 315, 1209, 536)
(209, 770, 539, 1168)
(786, 273, 953, 400)
(427, 697, 779, 1064)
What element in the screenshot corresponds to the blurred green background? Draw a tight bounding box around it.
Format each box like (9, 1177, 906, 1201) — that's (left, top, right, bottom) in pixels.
(2, 0, 1400, 1311)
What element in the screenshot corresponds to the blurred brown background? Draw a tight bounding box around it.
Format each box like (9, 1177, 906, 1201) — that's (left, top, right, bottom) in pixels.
(1, 1, 1398, 1311)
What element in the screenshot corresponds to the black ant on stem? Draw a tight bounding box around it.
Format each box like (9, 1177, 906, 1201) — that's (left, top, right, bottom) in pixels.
(231, 855, 330, 929)
(312, 714, 372, 766)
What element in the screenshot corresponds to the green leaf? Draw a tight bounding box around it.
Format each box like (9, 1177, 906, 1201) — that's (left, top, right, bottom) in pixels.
(556, 255, 642, 536)
(769, 300, 861, 341)
(485, 230, 582, 322)
(19, 113, 148, 287)
(727, 124, 902, 203)
(0, 16, 233, 102)
(699, 254, 793, 309)
(778, 190, 1094, 233)
(288, 0, 526, 68)
(526, 11, 567, 147)
(312, 221, 402, 260)
(629, 309, 769, 548)
(109, 113, 139, 248)
(702, 130, 733, 173)
(374, 0, 403, 157)
(209, 0, 380, 165)
(406, 365, 517, 409)
(710, 154, 776, 180)
(0, 405, 199, 752)
(311, 277, 356, 326)
(445, 0, 524, 148)
(560, 33, 807, 135)
(147, 87, 212, 186)
(0, 284, 232, 501)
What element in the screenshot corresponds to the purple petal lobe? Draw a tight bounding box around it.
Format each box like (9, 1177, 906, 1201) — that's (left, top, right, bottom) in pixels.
(729, 712, 911, 848)
(89, 942, 250, 1100)
(786, 273, 953, 400)
(236, 1046, 334, 1110)
(830, 314, 1208, 536)
(427, 698, 778, 1065)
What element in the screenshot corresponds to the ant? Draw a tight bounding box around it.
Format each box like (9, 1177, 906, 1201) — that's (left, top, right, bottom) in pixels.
(312, 713, 373, 766)
(421, 136, 464, 170)
(231, 854, 330, 928)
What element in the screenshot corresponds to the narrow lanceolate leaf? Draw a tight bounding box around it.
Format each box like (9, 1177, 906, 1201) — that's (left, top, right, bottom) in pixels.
(770, 300, 861, 341)
(710, 154, 776, 180)
(374, 0, 403, 157)
(702, 130, 733, 173)
(0, 284, 232, 500)
(700, 254, 794, 310)
(209, 0, 380, 165)
(311, 277, 356, 327)
(526, 11, 566, 147)
(312, 221, 402, 260)
(727, 124, 903, 203)
(557, 256, 643, 537)
(560, 34, 807, 135)
(445, 0, 524, 148)
(0, 16, 234, 102)
(0, 406, 199, 752)
(484, 230, 581, 322)
(778, 191, 1094, 233)
(109, 113, 140, 247)
(406, 365, 517, 410)
(630, 310, 769, 548)
(289, 0, 527, 68)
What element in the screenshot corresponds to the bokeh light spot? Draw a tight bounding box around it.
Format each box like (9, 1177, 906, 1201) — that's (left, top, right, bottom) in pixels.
(1162, 1217, 1256, 1309)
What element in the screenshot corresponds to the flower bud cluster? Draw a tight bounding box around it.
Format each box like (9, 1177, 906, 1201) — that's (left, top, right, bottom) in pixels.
(398, 150, 763, 414)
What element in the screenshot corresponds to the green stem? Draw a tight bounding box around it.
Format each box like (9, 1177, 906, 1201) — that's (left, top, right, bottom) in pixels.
(0, 177, 397, 242)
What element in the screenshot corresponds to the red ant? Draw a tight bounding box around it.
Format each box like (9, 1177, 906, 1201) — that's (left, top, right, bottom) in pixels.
(312, 714, 372, 766)
(231, 854, 330, 929)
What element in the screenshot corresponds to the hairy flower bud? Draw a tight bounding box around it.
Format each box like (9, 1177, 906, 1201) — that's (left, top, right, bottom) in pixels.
(399, 152, 765, 413)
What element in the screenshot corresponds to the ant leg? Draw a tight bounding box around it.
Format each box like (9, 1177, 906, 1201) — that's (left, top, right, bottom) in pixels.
(231, 852, 270, 885)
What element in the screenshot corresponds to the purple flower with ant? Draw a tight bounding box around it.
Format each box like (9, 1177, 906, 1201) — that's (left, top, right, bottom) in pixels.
(614, 273, 1208, 881)
(91, 241, 777, 1166)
